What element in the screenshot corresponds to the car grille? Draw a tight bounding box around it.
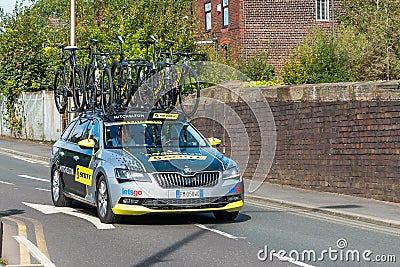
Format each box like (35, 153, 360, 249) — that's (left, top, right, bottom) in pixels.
(153, 172, 220, 188)
(142, 197, 229, 209)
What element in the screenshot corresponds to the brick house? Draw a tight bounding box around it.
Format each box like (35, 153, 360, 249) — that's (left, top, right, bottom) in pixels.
(193, 0, 340, 72)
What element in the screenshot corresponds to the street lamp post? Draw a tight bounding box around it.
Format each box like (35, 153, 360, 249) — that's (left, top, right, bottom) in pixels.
(70, 0, 75, 46)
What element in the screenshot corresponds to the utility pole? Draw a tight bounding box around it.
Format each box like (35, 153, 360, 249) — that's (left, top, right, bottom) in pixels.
(70, 0, 76, 46)
(332, 0, 335, 40)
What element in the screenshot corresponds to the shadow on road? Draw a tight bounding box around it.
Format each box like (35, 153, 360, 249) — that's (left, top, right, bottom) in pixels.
(70, 200, 251, 226)
(0, 209, 25, 218)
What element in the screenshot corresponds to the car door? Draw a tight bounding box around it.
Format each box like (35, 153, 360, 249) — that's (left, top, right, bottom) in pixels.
(61, 118, 91, 197)
(72, 119, 100, 198)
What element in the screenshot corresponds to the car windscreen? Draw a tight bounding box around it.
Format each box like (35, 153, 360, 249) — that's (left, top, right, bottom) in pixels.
(104, 120, 208, 149)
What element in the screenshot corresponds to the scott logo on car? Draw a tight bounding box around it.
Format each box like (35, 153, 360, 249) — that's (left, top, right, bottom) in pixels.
(75, 165, 93, 186)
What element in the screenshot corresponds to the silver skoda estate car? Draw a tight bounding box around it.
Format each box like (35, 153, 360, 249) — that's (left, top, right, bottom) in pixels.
(50, 111, 243, 223)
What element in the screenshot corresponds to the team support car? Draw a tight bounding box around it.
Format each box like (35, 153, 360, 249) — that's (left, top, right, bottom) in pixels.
(50, 110, 244, 223)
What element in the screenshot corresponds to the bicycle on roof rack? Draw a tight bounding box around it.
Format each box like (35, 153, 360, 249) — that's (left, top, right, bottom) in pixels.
(134, 36, 203, 117)
(173, 51, 206, 117)
(53, 45, 86, 114)
(83, 38, 118, 115)
(111, 36, 144, 110)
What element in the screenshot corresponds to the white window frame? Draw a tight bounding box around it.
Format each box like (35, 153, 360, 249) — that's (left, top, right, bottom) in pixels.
(223, 0, 229, 27)
(205, 2, 212, 31)
(316, 0, 329, 22)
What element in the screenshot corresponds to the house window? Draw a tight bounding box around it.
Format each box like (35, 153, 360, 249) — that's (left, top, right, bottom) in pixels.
(223, 0, 229, 27)
(316, 0, 329, 21)
(205, 2, 212, 31)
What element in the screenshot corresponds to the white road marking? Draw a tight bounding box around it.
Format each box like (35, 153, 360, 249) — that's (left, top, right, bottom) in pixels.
(18, 174, 49, 183)
(272, 253, 316, 267)
(23, 202, 115, 230)
(13, 236, 56, 267)
(35, 188, 51, 192)
(0, 180, 14, 185)
(194, 224, 245, 240)
(12, 155, 39, 164)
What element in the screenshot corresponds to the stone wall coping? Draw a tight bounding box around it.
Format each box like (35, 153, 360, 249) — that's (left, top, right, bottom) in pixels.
(200, 80, 400, 102)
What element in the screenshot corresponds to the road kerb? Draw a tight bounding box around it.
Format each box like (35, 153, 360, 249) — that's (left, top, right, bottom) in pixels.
(246, 194, 400, 229)
(0, 147, 49, 162)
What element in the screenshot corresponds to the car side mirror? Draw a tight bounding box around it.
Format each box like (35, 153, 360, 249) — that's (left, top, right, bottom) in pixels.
(208, 137, 221, 147)
(78, 138, 96, 149)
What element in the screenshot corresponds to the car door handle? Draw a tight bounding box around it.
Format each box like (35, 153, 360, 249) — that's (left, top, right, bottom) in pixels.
(73, 155, 80, 161)
(59, 151, 64, 157)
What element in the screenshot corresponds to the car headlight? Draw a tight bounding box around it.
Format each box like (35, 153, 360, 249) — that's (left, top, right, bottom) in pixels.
(222, 166, 241, 180)
(115, 168, 151, 182)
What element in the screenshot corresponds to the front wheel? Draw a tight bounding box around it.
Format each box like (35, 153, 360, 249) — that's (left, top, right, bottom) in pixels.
(53, 68, 68, 114)
(51, 167, 72, 207)
(96, 175, 118, 224)
(101, 67, 114, 115)
(72, 65, 86, 112)
(178, 67, 200, 117)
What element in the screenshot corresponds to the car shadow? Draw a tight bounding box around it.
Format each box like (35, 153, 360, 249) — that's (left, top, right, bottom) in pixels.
(70, 200, 251, 226)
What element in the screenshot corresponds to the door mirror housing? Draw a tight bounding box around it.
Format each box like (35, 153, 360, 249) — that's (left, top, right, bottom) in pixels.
(208, 137, 221, 147)
(78, 138, 96, 149)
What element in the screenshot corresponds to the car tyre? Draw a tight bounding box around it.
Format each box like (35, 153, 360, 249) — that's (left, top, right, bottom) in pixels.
(96, 175, 118, 224)
(213, 211, 239, 221)
(51, 167, 72, 207)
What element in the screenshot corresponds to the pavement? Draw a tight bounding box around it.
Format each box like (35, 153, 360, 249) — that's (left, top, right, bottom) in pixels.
(0, 135, 399, 229)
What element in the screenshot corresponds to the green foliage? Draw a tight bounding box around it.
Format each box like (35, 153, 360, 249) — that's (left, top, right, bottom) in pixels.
(0, 0, 198, 133)
(239, 52, 276, 82)
(338, 0, 400, 80)
(0, 257, 8, 265)
(282, 29, 354, 85)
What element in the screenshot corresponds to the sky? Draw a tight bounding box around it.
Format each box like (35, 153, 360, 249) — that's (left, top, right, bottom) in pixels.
(0, 0, 30, 14)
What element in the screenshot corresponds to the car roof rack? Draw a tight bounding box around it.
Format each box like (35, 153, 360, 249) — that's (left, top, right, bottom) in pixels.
(76, 108, 185, 121)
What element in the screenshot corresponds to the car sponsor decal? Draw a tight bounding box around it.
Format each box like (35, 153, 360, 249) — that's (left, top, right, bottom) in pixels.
(148, 155, 207, 161)
(152, 113, 179, 119)
(104, 120, 163, 126)
(59, 165, 74, 175)
(75, 165, 93, 186)
(122, 188, 142, 196)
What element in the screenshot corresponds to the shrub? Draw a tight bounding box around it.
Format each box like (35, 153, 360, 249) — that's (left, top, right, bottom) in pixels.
(282, 28, 354, 84)
(239, 51, 276, 82)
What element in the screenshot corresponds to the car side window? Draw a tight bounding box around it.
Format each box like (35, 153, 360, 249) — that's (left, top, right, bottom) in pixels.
(61, 121, 77, 141)
(67, 119, 90, 144)
(86, 119, 100, 146)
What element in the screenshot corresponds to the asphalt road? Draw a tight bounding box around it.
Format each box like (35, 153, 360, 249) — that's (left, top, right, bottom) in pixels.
(0, 151, 399, 267)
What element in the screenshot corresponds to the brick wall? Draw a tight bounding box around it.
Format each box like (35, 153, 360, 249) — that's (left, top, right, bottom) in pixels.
(191, 81, 400, 203)
(194, 0, 341, 71)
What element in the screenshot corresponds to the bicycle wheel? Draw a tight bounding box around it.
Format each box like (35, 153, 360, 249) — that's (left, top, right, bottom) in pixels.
(72, 65, 86, 112)
(84, 64, 100, 110)
(53, 67, 68, 114)
(112, 62, 132, 108)
(101, 67, 114, 115)
(135, 65, 153, 109)
(178, 67, 200, 117)
(154, 67, 178, 112)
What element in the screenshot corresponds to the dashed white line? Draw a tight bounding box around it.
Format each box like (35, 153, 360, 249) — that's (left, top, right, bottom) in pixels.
(0, 180, 14, 185)
(18, 174, 49, 183)
(195, 224, 245, 240)
(272, 253, 316, 267)
(12, 155, 39, 164)
(13, 236, 56, 267)
(35, 188, 51, 192)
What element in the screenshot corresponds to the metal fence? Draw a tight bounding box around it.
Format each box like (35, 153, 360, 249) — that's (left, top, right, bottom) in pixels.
(0, 91, 62, 141)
